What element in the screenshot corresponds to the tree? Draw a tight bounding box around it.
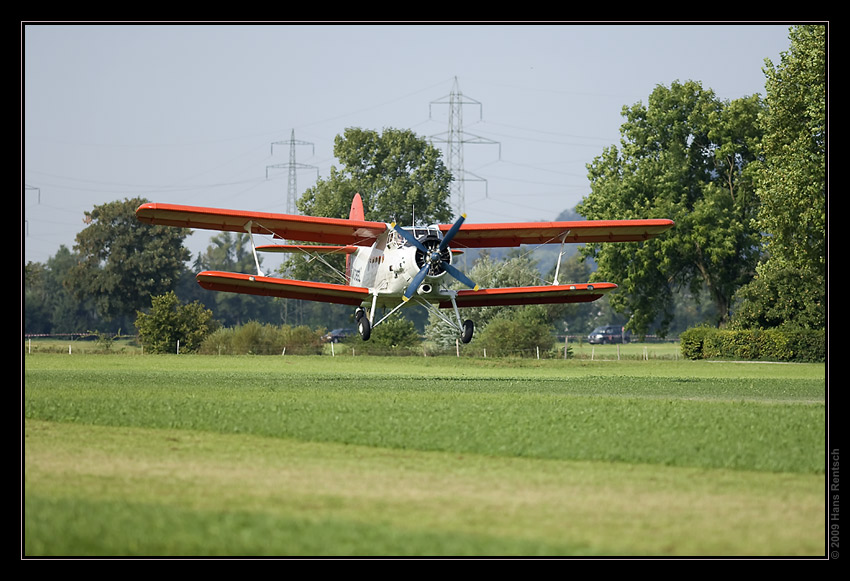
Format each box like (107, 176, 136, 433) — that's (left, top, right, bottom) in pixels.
(732, 25, 826, 330)
(65, 198, 191, 327)
(135, 291, 218, 353)
(25, 247, 99, 334)
(297, 127, 454, 226)
(578, 81, 764, 336)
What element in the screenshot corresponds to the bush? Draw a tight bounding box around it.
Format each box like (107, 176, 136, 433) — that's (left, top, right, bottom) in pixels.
(135, 292, 218, 354)
(199, 322, 324, 355)
(785, 329, 827, 362)
(680, 326, 824, 362)
(342, 317, 421, 355)
(477, 310, 554, 358)
(680, 326, 715, 360)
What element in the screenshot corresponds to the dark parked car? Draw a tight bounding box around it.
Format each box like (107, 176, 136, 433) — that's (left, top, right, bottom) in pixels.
(322, 328, 356, 343)
(587, 325, 630, 344)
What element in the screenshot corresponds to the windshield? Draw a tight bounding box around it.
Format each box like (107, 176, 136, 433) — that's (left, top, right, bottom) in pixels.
(389, 227, 442, 248)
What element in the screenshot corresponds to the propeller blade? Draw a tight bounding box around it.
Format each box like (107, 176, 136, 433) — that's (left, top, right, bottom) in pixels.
(391, 222, 428, 253)
(439, 214, 466, 252)
(443, 262, 479, 291)
(404, 264, 431, 301)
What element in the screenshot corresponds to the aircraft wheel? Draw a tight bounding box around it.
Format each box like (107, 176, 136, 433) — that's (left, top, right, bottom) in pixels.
(461, 319, 474, 344)
(358, 316, 371, 341)
(355, 307, 365, 322)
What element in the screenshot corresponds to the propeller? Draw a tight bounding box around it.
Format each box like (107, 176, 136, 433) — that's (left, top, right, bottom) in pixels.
(392, 214, 479, 301)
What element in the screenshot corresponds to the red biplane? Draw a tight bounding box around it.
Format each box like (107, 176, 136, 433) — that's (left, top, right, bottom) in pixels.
(136, 195, 673, 343)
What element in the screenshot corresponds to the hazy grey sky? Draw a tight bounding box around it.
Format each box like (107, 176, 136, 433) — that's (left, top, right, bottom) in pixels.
(23, 23, 795, 264)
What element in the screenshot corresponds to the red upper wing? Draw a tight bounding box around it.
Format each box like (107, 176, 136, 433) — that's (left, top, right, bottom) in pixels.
(137, 203, 672, 248)
(136, 203, 387, 246)
(441, 219, 674, 248)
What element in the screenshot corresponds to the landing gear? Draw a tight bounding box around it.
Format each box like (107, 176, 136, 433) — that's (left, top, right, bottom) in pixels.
(461, 319, 474, 344)
(357, 314, 371, 341)
(355, 308, 371, 341)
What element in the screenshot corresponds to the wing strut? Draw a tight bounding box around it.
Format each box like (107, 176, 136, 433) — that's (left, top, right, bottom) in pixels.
(552, 231, 570, 285)
(243, 221, 265, 277)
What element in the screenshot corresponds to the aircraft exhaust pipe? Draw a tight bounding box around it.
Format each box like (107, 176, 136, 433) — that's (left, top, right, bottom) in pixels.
(418, 284, 433, 295)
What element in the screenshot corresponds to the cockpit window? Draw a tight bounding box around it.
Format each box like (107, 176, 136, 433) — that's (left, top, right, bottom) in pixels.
(390, 227, 441, 248)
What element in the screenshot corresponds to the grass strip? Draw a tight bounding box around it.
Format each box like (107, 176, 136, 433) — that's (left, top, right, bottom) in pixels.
(25, 356, 825, 473)
(24, 420, 825, 557)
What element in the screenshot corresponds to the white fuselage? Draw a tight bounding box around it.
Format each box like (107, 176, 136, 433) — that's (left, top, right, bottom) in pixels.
(348, 226, 450, 306)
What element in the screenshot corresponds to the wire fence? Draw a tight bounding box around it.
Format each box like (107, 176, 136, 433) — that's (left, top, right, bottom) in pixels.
(24, 333, 682, 360)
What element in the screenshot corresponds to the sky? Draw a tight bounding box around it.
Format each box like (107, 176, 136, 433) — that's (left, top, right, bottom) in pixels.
(23, 22, 797, 266)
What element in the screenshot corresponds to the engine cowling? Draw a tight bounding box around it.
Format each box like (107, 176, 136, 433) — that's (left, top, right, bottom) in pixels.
(413, 235, 452, 278)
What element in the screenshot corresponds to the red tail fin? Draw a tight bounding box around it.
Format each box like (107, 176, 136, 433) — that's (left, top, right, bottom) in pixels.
(346, 194, 365, 283)
(349, 193, 365, 220)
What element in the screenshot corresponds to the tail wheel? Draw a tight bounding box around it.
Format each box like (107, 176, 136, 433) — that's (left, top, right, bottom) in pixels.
(358, 316, 371, 341)
(461, 319, 474, 344)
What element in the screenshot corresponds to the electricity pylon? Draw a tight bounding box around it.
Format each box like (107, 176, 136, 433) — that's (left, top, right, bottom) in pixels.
(266, 129, 318, 215)
(429, 77, 500, 217)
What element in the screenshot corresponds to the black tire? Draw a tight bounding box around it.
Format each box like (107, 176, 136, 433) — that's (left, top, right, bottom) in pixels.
(461, 319, 474, 344)
(358, 316, 371, 341)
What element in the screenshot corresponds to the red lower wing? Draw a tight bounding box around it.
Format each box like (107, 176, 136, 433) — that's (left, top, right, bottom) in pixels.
(442, 283, 617, 308)
(196, 271, 369, 306)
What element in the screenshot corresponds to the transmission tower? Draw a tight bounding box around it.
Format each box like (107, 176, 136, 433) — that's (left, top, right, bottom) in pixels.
(266, 129, 318, 214)
(430, 77, 500, 217)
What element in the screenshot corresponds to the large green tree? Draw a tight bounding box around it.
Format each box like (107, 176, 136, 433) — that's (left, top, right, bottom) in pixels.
(65, 197, 191, 325)
(577, 81, 764, 336)
(25, 247, 98, 334)
(297, 127, 454, 226)
(732, 25, 826, 331)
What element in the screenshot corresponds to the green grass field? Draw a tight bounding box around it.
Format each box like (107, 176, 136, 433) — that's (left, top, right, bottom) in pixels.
(23, 353, 827, 557)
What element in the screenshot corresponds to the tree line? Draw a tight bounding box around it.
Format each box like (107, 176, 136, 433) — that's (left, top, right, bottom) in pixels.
(24, 26, 825, 353)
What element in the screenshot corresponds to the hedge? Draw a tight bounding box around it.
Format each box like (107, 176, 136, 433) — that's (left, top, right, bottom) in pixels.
(199, 322, 324, 355)
(680, 327, 825, 362)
